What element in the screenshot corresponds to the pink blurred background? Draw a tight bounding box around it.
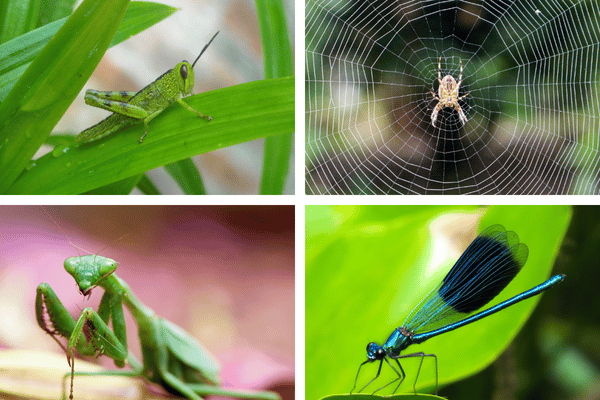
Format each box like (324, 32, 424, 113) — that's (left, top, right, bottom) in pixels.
(0, 206, 294, 398)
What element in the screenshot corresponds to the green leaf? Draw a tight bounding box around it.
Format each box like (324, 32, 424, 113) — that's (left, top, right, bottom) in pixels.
(0, 0, 130, 193)
(0, 1, 177, 102)
(136, 175, 160, 195)
(255, 0, 294, 194)
(260, 130, 294, 194)
(0, 0, 40, 43)
(6, 77, 294, 194)
(255, 0, 293, 79)
(84, 174, 143, 195)
(109, 1, 177, 48)
(165, 159, 206, 195)
(0, 18, 68, 100)
(36, 0, 76, 27)
(306, 205, 571, 399)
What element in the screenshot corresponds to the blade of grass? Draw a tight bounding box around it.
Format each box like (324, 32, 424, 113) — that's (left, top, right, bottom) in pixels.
(0, 0, 40, 43)
(36, 0, 76, 27)
(136, 175, 160, 195)
(0, 1, 177, 101)
(6, 76, 294, 194)
(84, 174, 143, 194)
(0, 19, 69, 99)
(255, 0, 293, 78)
(0, 0, 130, 193)
(109, 1, 177, 47)
(165, 159, 206, 195)
(255, 0, 294, 194)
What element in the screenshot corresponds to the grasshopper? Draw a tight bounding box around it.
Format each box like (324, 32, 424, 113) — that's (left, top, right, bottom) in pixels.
(76, 31, 219, 144)
(36, 253, 281, 400)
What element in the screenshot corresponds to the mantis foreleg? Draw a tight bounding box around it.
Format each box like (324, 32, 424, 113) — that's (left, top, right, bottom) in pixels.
(36, 283, 140, 399)
(66, 302, 128, 367)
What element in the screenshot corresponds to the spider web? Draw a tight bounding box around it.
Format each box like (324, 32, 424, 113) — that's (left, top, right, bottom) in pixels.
(305, 0, 600, 194)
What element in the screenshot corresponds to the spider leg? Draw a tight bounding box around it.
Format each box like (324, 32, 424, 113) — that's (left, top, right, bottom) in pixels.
(438, 57, 442, 84)
(430, 90, 440, 101)
(454, 102, 468, 126)
(458, 59, 463, 86)
(458, 91, 470, 101)
(431, 102, 444, 127)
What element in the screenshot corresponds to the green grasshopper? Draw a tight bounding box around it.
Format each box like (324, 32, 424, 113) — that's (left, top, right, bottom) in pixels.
(76, 31, 219, 144)
(35, 253, 281, 400)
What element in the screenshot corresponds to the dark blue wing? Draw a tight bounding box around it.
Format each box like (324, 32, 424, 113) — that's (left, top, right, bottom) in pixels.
(403, 225, 528, 334)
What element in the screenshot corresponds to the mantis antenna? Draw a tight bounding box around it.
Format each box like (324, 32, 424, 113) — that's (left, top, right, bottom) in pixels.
(94, 232, 132, 261)
(40, 207, 88, 257)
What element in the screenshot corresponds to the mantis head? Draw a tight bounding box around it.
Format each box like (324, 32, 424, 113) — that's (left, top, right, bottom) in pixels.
(64, 255, 117, 297)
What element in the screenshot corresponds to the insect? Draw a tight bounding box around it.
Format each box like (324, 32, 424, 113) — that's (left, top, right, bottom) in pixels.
(430, 57, 470, 128)
(35, 253, 280, 400)
(351, 225, 565, 395)
(76, 31, 219, 144)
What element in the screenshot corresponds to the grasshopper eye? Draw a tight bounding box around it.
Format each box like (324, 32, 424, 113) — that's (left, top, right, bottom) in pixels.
(180, 64, 188, 80)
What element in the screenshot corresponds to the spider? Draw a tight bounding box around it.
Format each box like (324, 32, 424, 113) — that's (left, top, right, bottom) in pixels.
(430, 57, 470, 127)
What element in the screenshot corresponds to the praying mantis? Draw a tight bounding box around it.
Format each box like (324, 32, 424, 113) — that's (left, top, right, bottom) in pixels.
(75, 31, 218, 144)
(35, 253, 281, 400)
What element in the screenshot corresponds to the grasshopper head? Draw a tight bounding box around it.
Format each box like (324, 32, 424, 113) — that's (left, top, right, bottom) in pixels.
(175, 61, 195, 96)
(175, 32, 219, 97)
(64, 255, 117, 297)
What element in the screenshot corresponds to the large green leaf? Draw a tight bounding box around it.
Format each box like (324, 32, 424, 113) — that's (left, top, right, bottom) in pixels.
(306, 205, 571, 399)
(165, 159, 206, 195)
(0, 0, 180, 194)
(0, 0, 40, 43)
(6, 77, 293, 194)
(0, 0, 130, 193)
(36, 0, 76, 27)
(0, 2, 176, 101)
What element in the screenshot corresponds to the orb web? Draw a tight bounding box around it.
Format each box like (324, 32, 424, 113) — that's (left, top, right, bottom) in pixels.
(305, 0, 600, 194)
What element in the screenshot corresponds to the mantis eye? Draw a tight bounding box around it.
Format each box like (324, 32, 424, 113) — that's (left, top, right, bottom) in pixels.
(180, 64, 188, 80)
(98, 258, 117, 278)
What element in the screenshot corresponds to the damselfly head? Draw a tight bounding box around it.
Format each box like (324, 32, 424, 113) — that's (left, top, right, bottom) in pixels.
(366, 342, 386, 360)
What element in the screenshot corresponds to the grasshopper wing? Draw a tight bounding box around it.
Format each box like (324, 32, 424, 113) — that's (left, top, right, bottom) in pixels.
(160, 318, 221, 384)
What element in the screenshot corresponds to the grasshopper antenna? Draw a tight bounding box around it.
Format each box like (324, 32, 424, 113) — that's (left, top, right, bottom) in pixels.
(192, 31, 219, 68)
